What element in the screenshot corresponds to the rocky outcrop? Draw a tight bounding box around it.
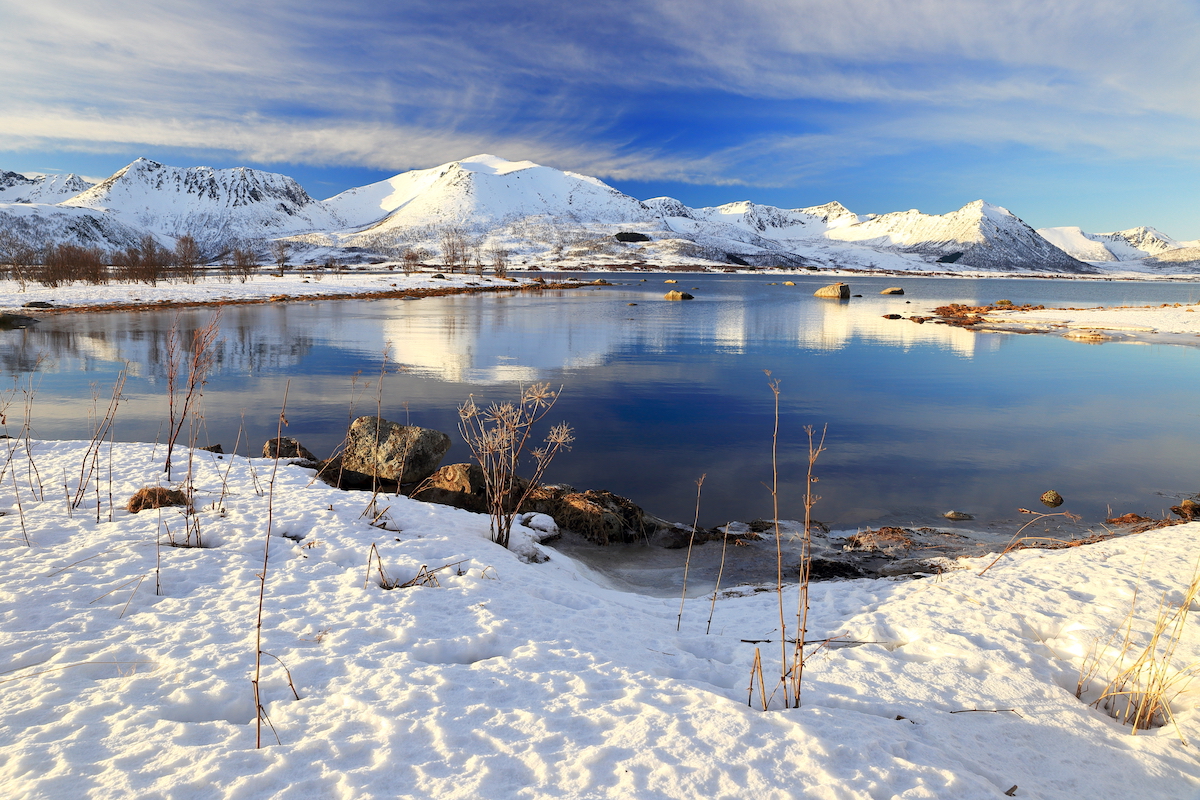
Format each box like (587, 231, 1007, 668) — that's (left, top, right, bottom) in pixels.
(341, 417, 451, 484)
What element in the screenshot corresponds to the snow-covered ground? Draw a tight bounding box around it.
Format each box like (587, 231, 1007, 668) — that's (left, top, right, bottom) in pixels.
(982, 301, 1200, 339)
(2, 439, 1198, 799)
(0, 270, 538, 313)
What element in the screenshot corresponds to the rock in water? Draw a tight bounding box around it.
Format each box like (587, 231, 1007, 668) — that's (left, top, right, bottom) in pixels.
(943, 510, 973, 520)
(342, 416, 451, 484)
(1040, 490, 1064, 508)
(814, 283, 850, 299)
(881, 287, 905, 295)
(664, 290, 694, 300)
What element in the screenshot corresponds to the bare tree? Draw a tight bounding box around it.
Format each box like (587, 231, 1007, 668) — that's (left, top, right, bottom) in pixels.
(440, 226, 467, 273)
(0, 230, 36, 290)
(38, 243, 108, 287)
(174, 234, 202, 284)
(270, 240, 290, 277)
(490, 244, 509, 278)
(401, 249, 420, 275)
(137, 234, 168, 285)
(232, 247, 258, 283)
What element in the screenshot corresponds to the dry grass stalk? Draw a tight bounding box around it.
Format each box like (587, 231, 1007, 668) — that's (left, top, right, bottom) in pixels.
(364, 543, 401, 589)
(790, 423, 827, 708)
(254, 380, 290, 749)
(164, 310, 221, 480)
(764, 371, 790, 708)
(706, 524, 731, 635)
(979, 508, 1084, 576)
(72, 366, 127, 513)
(1087, 562, 1200, 738)
(747, 647, 768, 711)
(677, 473, 706, 632)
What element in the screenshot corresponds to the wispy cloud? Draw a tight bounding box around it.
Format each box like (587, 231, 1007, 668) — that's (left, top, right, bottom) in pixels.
(4, 0, 1200, 186)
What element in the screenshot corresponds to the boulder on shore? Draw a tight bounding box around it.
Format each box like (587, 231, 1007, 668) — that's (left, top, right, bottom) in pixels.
(341, 416, 451, 484)
(411, 463, 495, 513)
(263, 436, 315, 461)
(814, 283, 850, 299)
(409, 465, 652, 546)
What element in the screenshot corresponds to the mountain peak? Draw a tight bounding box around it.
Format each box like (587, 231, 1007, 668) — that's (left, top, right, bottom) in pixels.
(452, 154, 541, 176)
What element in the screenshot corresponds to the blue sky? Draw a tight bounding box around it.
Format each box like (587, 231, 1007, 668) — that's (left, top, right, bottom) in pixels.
(3, 0, 1200, 237)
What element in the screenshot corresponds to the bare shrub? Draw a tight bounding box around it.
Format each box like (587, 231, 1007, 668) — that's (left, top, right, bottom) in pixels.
(458, 383, 574, 549)
(164, 310, 222, 479)
(38, 243, 108, 287)
(401, 249, 421, 275)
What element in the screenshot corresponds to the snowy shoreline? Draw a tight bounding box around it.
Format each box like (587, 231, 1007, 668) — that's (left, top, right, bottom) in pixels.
(2, 438, 1198, 799)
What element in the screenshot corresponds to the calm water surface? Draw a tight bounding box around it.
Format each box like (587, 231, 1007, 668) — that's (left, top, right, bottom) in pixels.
(3, 273, 1199, 532)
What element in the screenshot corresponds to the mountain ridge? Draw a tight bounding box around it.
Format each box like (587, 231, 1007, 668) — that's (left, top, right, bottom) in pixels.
(0, 154, 1191, 274)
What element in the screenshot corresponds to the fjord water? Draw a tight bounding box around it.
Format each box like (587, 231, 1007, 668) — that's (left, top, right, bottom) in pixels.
(3, 274, 1198, 532)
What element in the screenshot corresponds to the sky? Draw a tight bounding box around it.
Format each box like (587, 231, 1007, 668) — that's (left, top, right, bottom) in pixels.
(2, 0, 1200, 238)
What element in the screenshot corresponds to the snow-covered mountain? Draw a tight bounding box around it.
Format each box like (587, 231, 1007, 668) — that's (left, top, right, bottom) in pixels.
(823, 200, 1090, 272)
(0, 171, 94, 204)
(61, 158, 341, 251)
(0, 154, 1187, 274)
(327, 154, 655, 236)
(1038, 225, 1184, 262)
(0, 203, 145, 250)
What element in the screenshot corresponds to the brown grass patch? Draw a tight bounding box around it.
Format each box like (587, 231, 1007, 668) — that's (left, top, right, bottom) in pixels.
(127, 487, 189, 514)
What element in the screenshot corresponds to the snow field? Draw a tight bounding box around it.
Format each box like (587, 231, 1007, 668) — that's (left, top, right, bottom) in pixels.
(0, 440, 1198, 799)
(0, 271, 533, 313)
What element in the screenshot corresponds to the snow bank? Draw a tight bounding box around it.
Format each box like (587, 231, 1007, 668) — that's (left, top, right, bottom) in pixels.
(2, 440, 1198, 799)
(0, 270, 535, 313)
(984, 301, 1200, 337)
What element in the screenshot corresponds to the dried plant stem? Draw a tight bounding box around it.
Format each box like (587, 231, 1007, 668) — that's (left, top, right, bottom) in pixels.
(790, 424, 827, 707)
(677, 474, 706, 631)
(164, 310, 221, 479)
(764, 371, 790, 709)
(73, 366, 126, 511)
(1, 438, 30, 546)
(706, 524, 731, 635)
(254, 380, 290, 749)
(979, 509, 1083, 576)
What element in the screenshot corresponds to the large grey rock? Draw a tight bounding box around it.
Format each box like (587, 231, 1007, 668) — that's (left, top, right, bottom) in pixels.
(814, 282, 850, 299)
(342, 416, 451, 484)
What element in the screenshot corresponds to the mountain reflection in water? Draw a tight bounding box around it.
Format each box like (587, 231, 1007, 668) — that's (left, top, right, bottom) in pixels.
(1, 273, 1197, 535)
